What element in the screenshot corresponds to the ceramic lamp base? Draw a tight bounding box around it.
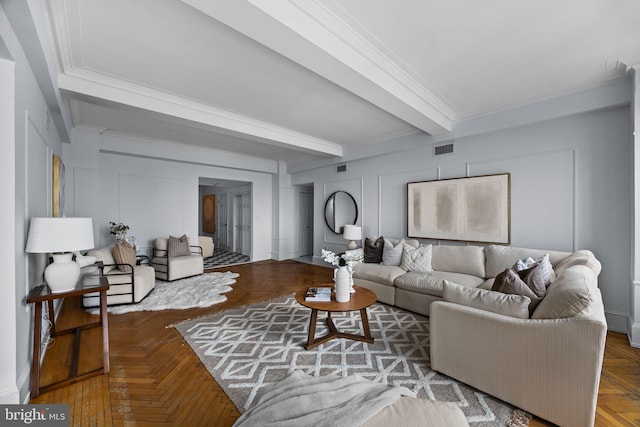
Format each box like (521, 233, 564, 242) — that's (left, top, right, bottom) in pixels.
(44, 253, 80, 293)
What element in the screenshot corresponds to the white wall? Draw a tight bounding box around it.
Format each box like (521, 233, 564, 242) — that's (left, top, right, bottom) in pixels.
(64, 129, 273, 262)
(1, 2, 65, 402)
(292, 93, 632, 332)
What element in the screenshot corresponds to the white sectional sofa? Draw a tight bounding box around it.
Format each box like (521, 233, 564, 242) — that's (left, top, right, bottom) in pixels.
(352, 240, 607, 427)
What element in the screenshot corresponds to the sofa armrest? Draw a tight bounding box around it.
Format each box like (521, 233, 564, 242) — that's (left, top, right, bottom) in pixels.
(190, 245, 203, 256)
(136, 255, 150, 265)
(430, 300, 606, 427)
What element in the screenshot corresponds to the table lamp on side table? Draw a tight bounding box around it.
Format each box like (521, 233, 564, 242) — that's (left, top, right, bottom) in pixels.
(26, 217, 95, 293)
(343, 225, 362, 250)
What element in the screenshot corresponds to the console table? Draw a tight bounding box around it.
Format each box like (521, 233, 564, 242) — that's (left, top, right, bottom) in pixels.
(27, 268, 110, 397)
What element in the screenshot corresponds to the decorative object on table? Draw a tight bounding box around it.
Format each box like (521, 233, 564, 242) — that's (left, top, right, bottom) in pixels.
(109, 221, 129, 242)
(321, 249, 363, 294)
(342, 224, 362, 250)
(109, 221, 138, 252)
(26, 217, 95, 293)
(304, 287, 331, 302)
(407, 173, 510, 244)
(334, 264, 351, 302)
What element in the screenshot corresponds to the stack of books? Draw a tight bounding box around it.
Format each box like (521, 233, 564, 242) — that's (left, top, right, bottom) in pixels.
(304, 287, 331, 302)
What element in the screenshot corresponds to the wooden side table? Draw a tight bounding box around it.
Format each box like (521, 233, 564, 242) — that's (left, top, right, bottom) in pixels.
(296, 285, 377, 350)
(27, 268, 110, 398)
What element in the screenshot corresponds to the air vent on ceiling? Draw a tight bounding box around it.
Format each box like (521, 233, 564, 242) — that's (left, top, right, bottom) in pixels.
(434, 143, 454, 156)
(337, 164, 347, 173)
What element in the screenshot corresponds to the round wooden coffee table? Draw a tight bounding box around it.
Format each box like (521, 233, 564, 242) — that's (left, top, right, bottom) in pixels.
(296, 285, 377, 350)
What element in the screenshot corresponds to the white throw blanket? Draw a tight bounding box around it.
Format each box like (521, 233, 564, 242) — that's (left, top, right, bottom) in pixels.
(233, 371, 416, 427)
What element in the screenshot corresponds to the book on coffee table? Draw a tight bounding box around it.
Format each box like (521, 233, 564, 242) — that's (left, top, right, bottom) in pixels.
(304, 287, 331, 302)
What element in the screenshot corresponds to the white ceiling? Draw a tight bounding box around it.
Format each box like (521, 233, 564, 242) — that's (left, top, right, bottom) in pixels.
(46, 0, 640, 165)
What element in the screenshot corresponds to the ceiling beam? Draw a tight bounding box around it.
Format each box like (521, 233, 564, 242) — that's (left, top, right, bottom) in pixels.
(183, 0, 453, 135)
(57, 69, 344, 157)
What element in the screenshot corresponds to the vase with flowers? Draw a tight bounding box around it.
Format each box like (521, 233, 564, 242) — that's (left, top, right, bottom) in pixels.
(321, 249, 363, 301)
(109, 221, 130, 242)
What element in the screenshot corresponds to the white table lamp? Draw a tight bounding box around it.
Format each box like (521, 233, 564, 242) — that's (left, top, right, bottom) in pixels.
(26, 217, 95, 293)
(343, 225, 362, 250)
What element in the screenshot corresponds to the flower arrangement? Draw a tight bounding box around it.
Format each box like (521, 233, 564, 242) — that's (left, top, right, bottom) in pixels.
(321, 249, 363, 268)
(109, 221, 129, 242)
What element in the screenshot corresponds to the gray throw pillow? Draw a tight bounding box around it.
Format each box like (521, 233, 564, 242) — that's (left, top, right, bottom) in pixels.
(364, 236, 384, 263)
(168, 234, 191, 257)
(381, 238, 403, 266)
(492, 263, 546, 313)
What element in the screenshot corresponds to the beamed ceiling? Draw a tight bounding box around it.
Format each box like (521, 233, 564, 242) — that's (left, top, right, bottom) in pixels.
(45, 0, 640, 164)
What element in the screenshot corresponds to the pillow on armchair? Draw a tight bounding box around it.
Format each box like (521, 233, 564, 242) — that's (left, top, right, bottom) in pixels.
(168, 234, 191, 257)
(112, 240, 137, 272)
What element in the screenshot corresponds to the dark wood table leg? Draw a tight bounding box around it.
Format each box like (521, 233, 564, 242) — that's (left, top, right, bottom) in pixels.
(360, 308, 373, 341)
(31, 302, 42, 398)
(100, 289, 110, 373)
(306, 308, 318, 350)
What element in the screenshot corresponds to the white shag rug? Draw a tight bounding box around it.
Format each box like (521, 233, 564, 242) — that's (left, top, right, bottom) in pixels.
(88, 271, 238, 315)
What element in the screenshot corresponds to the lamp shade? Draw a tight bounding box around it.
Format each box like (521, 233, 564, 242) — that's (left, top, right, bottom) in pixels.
(342, 225, 362, 241)
(26, 217, 95, 253)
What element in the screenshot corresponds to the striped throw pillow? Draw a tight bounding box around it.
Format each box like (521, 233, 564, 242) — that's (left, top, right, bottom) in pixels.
(168, 234, 191, 257)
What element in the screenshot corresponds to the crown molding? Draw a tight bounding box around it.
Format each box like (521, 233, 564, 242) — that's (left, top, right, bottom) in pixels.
(57, 68, 343, 157)
(182, 0, 453, 134)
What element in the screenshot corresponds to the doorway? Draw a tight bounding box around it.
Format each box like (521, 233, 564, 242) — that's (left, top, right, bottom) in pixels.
(296, 184, 314, 258)
(198, 178, 252, 263)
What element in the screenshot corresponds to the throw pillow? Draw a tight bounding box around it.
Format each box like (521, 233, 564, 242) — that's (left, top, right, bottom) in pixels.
(364, 236, 384, 263)
(492, 263, 547, 313)
(443, 280, 531, 319)
(381, 238, 403, 266)
(168, 234, 191, 257)
(512, 253, 555, 285)
(400, 243, 433, 272)
(112, 241, 136, 272)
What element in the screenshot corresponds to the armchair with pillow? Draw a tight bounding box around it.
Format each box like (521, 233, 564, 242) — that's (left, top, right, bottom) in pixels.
(152, 235, 204, 281)
(84, 241, 156, 307)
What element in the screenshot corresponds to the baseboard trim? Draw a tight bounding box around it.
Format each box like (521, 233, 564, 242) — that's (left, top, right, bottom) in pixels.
(605, 310, 629, 334)
(0, 385, 20, 404)
(627, 319, 640, 348)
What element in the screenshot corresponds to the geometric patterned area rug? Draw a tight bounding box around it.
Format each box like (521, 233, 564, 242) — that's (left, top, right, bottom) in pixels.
(174, 295, 529, 426)
(203, 248, 250, 269)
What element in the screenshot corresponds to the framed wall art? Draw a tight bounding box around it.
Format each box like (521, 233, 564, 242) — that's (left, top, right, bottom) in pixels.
(407, 173, 510, 244)
(52, 154, 65, 217)
(202, 194, 216, 233)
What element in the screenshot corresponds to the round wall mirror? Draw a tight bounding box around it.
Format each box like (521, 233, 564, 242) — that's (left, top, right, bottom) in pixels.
(324, 191, 358, 234)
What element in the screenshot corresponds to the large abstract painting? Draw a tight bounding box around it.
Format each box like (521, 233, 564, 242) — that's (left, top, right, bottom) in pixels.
(407, 173, 510, 244)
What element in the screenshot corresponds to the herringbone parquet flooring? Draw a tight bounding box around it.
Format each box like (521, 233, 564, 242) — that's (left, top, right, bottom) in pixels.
(30, 260, 640, 426)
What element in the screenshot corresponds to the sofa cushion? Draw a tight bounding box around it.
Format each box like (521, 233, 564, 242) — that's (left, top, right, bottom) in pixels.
(400, 243, 432, 272)
(112, 241, 136, 272)
(364, 236, 384, 263)
(168, 234, 191, 257)
(443, 280, 531, 319)
(352, 263, 407, 286)
(394, 271, 485, 297)
(492, 264, 547, 313)
(531, 265, 596, 319)
(552, 250, 601, 277)
(484, 245, 571, 278)
(88, 247, 116, 274)
(382, 238, 404, 266)
(431, 245, 485, 277)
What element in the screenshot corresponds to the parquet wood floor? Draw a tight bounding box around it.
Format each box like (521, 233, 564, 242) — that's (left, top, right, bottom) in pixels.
(30, 260, 640, 426)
